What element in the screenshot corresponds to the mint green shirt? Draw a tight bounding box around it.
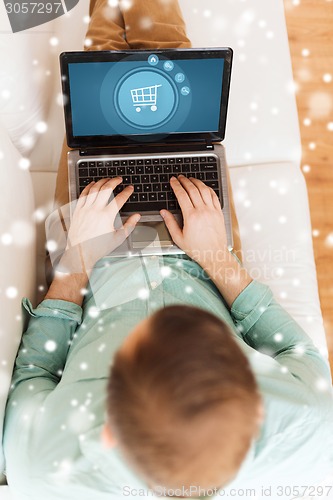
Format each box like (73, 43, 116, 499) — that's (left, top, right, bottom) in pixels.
(4, 255, 333, 500)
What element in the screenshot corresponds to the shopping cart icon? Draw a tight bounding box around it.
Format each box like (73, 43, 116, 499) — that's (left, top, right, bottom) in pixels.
(130, 84, 162, 112)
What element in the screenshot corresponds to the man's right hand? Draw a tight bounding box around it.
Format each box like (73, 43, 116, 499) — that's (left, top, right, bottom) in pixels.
(160, 175, 229, 268)
(160, 175, 252, 307)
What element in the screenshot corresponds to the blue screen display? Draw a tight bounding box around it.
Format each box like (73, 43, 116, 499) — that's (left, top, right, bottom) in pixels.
(68, 55, 224, 137)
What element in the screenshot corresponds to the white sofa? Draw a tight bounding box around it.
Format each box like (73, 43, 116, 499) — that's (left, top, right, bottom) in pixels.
(0, 0, 328, 495)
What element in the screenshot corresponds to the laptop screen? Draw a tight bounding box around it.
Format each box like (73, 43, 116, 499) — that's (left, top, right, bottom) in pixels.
(60, 48, 232, 148)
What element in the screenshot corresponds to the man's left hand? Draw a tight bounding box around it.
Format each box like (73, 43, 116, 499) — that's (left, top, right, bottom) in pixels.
(62, 177, 140, 273)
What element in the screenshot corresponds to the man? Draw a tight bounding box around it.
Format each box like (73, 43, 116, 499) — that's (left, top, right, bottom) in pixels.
(4, 1, 333, 499)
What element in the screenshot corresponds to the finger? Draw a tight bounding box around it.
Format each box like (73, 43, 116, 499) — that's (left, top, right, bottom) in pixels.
(169, 176, 193, 214)
(76, 181, 95, 208)
(114, 213, 141, 246)
(177, 175, 205, 207)
(209, 187, 223, 211)
(122, 213, 141, 238)
(84, 178, 116, 206)
(94, 177, 123, 208)
(108, 185, 135, 212)
(188, 177, 214, 206)
(160, 209, 183, 246)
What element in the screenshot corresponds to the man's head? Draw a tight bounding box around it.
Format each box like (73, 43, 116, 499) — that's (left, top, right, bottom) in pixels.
(104, 305, 262, 494)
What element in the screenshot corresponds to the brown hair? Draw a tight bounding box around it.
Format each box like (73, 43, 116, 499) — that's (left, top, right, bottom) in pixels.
(107, 305, 261, 490)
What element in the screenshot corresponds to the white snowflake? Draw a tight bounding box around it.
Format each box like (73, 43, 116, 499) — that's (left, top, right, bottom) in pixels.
(18, 157, 31, 170)
(45, 340, 57, 352)
(160, 266, 171, 277)
(35, 121, 48, 134)
(325, 233, 333, 247)
(88, 306, 100, 318)
(6, 287, 18, 299)
(1, 233, 12, 245)
(138, 288, 150, 300)
(46, 239, 58, 252)
(316, 378, 329, 392)
(49, 37, 59, 47)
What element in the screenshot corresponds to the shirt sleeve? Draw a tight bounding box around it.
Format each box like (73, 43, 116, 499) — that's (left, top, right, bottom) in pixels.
(9, 297, 82, 393)
(230, 280, 332, 387)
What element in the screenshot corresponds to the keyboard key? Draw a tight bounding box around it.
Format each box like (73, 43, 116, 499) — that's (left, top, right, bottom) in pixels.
(126, 166, 135, 175)
(202, 163, 217, 171)
(79, 168, 88, 177)
(134, 184, 143, 192)
(163, 165, 172, 173)
(145, 165, 153, 174)
(161, 158, 168, 164)
(89, 167, 97, 176)
(205, 180, 219, 190)
(184, 157, 191, 163)
(206, 171, 218, 180)
(150, 174, 159, 183)
(136, 166, 144, 174)
(142, 175, 149, 183)
(129, 160, 136, 166)
(132, 175, 140, 184)
(152, 183, 161, 192)
(176, 158, 183, 163)
(200, 157, 207, 162)
(139, 192, 148, 202)
(131, 192, 139, 202)
(207, 156, 218, 163)
(118, 167, 126, 175)
(123, 176, 131, 184)
(113, 160, 120, 167)
(145, 159, 152, 165)
(197, 172, 205, 180)
(174, 165, 181, 173)
(105, 161, 112, 167)
(160, 174, 168, 182)
(98, 167, 107, 176)
(191, 163, 200, 172)
(121, 160, 128, 166)
(78, 162, 88, 169)
(153, 159, 160, 164)
(89, 161, 96, 168)
(167, 200, 178, 210)
(108, 167, 117, 176)
(192, 157, 199, 162)
(167, 191, 176, 200)
(182, 164, 190, 172)
(161, 183, 169, 191)
(155, 165, 162, 173)
(168, 158, 175, 164)
(158, 192, 167, 201)
(149, 192, 158, 201)
(97, 161, 104, 168)
(136, 159, 144, 165)
(143, 184, 152, 192)
(79, 177, 94, 187)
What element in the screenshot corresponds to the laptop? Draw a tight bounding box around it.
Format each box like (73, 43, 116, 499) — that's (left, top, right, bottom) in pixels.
(60, 48, 233, 257)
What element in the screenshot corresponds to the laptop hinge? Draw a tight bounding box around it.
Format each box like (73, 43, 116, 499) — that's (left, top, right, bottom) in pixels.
(79, 141, 214, 157)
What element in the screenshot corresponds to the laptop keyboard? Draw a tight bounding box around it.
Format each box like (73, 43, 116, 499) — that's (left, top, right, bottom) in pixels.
(77, 155, 222, 213)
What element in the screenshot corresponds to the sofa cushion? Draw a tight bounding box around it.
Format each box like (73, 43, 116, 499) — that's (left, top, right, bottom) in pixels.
(0, 127, 36, 476)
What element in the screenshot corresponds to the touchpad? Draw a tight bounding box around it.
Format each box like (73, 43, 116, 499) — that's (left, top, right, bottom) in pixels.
(131, 221, 174, 248)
